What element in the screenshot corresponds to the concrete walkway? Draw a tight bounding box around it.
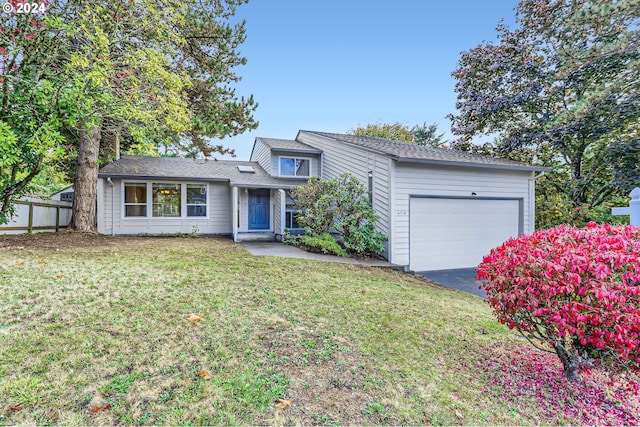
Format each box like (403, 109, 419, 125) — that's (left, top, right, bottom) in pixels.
(239, 241, 401, 269)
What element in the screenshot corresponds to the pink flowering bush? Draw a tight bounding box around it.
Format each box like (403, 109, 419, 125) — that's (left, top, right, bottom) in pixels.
(477, 223, 640, 381)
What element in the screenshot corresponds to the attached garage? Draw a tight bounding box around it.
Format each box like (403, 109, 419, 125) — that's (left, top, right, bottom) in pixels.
(409, 197, 522, 271)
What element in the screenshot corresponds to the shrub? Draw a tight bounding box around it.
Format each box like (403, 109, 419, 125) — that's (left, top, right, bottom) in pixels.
(288, 232, 348, 257)
(342, 216, 386, 255)
(289, 178, 338, 236)
(477, 223, 640, 381)
(291, 173, 387, 256)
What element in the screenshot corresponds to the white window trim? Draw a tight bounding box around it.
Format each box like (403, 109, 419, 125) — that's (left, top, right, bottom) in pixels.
(185, 183, 209, 218)
(278, 156, 313, 178)
(123, 182, 148, 218)
(284, 208, 303, 230)
(121, 180, 209, 219)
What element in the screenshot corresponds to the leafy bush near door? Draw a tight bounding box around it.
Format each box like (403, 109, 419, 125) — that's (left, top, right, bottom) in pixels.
(289, 173, 386, 256)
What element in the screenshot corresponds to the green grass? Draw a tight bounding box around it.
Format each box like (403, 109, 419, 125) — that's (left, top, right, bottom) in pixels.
(0, 236, 636, 425)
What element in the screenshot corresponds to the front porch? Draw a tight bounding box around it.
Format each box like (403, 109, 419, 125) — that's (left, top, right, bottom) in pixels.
(232, 186, 295, 242)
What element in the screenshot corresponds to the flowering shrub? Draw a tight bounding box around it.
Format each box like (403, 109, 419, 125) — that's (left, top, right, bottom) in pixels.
(477, 223, 640, 381)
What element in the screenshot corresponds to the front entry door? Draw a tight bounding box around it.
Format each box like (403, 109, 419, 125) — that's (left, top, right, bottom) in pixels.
(248, 189, 270, 230)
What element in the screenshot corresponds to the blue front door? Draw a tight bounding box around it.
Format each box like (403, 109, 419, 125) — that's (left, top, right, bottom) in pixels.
(248, 189, 270, 230)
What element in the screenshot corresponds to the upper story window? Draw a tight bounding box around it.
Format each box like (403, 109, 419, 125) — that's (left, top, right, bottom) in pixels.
(279, 157, 311, 177)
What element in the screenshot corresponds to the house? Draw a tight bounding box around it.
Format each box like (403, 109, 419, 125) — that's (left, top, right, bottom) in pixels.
(97, 130, 549, 271)
(51, 185, 75, 203)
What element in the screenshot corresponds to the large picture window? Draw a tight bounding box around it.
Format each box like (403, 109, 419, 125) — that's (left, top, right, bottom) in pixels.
(280, 157, 311, 177)
(124, 183, 147, 217)
(123, 181, 208, 218)
(152, 183, 181, 217)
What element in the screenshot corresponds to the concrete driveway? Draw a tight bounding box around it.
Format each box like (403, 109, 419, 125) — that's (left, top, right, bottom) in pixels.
(417, 268, 487, 298)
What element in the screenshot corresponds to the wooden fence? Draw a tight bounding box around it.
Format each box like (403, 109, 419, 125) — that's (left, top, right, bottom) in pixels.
(0, 199, 72, 234)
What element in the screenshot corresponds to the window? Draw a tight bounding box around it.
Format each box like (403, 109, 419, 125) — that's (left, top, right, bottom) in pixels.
(280, 157, 311, 177)
(60, 192, 74, 202)
(284, 191, 302, 229)
(152, 183, 181, 217)
(124, 183, 147, 217)
(186, 184, 207, 217)
(285, 210, 301, 229)
(123, 182, 208, 218)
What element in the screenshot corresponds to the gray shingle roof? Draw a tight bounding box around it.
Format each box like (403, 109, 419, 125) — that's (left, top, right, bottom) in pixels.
(256, 137, 321, 153)
(299, 131, 549, 172)
(98, 156, 309, 188)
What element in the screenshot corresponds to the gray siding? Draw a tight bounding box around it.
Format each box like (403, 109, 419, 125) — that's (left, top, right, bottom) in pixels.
(99, 178, 232, 235)
(296, 132, 391, 238)
(250, 139, 272, 174)
(392, 163, 533, 266)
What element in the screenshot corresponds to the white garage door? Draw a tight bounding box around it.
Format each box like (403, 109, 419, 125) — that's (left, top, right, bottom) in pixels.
(409, 197, 520, 271)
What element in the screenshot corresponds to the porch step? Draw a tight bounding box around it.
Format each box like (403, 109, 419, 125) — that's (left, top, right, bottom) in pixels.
(236, 232, 276, 242)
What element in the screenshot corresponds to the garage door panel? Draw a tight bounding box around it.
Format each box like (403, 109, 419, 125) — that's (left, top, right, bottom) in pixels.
(410, 198, 520, 271)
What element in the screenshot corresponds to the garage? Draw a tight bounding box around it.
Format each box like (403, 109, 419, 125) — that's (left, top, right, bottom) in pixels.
(409, 197, 522, 271)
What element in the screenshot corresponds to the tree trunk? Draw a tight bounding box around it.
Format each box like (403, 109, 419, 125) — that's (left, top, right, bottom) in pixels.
(553, 343, 581, 382)
(70, 121, 101, 232)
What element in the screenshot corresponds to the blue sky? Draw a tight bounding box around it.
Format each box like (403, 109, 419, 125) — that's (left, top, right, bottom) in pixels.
(219, 1, 518, 160)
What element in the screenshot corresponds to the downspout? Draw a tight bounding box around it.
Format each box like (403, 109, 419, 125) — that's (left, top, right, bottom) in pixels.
(528, 171, 546, 232)
(107, 177, 114, 237)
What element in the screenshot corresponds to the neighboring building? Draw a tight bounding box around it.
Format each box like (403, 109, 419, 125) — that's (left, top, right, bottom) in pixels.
(51, 186, 75, 203)
(97, 130, 549, 271)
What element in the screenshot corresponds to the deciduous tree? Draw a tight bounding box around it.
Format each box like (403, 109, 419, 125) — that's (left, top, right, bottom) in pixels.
(449, 0, 639, 223)
(351, 121, 448, 147)
(0, 0, 66, 223)
(0, 0, 257, 230)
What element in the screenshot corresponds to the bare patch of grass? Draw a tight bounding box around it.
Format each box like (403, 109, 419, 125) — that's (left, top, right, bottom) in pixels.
(1, 235, 638, 425)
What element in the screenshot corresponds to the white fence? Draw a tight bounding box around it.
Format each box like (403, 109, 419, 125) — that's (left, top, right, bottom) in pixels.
(612, 187, 640, 227)
(0, 198, 73, 234)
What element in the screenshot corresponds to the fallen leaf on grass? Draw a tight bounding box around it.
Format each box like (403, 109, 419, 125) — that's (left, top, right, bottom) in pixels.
(16, 261, 24, 266)
(187, 313, 203, 323)
(198, 370, 211, 380)
(8, 403, 21, 411)
(38, 258, 46, 264)
(89, 404, 111, 414)
(275, 398, 291, 409)
(56, 274, 64, 279)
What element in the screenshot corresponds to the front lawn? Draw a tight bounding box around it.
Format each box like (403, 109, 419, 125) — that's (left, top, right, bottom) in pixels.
(0, 234, 637, 425)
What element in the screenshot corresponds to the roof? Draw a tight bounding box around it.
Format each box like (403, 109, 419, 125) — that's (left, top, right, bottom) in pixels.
(299, 131, 550, 172)
(98, 156, 309, 188)
(255, 137, 321, 154)
(50, 185, 74, 196)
